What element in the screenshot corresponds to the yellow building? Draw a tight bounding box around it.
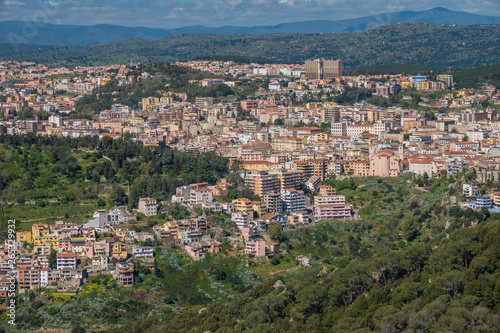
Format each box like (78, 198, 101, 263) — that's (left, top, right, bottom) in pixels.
(33, 235, 59, 250)
(142, 97, 160, 111)
(271, 136, 306, 152)
(252, 201, 266, 216)
(233, 198, 253, 212)
(115, 229, 129, 242)
(400, 82, 413, 89)
(129, 117, 145, 126)
(32, 224, 49, 239)
(417, 81, 431, 91)
(232, 198, 266, 216)
(241, 161, 274, 172)
(111, 242, 128, 260)
(16, 231, 32, 244)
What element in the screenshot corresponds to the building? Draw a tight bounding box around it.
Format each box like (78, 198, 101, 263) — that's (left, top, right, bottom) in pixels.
(319, 185, 336, 196)
(412, 75, 427, 85)
(314, 194, 346, 206)
(408, 158, 435, 177)
(305, 59, 342, 80)
(331, 122, 347, 136)
(262, 192, 284, 213)
(245, 172, 280, 197)
(0, 275, 14, 298)
(436, 74, 454, 87)
(114, 262, 134, 287)
(281, 189, 306, 212)
(137, 197, 158, 216)
(16, 231, 32, 244)
(313, 204, 352, 221)
(232, 211, 251, 229)
(463, 184, 480, 197)
(245, 238, 266, 257)
(56, 253, 77, 270)
(132, 246, 154, 258)
(370, 150, 403, 177)
(18, 265, 42, 290)
(190, 188, 213, 205)
(293, 159, 329, 181)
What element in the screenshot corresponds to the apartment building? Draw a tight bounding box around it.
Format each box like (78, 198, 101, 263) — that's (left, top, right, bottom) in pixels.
(245, 172, 280, 197)
(132, 246, 154, 258)
(313, 204, 352, 221)
(245, 238, 266, 257)
(281, 189, 306, 212)
(319, 185, 336, 196)
(137, 197, 158, 216)
(293, 159, 329, 181)
(190, 189, 213, 205)
(56, 253, 77, 270)
(232, 211, 251, 229)
(262, 192, 284, 213)
(114, 262, 134, 287)
(314, 195, 346, 206)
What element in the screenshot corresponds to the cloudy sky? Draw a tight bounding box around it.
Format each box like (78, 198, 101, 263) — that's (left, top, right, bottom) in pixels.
(0, 0, 499, 28)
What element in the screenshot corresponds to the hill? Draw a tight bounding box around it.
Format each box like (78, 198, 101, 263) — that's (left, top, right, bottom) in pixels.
(0, 7, 498, 47)
(2, 23, 500, 69)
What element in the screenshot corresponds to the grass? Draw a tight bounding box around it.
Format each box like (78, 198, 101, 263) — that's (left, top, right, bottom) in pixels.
(2, 201, 100, 229)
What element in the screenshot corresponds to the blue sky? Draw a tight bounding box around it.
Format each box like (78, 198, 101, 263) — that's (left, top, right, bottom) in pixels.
(1, 0, 499, 28)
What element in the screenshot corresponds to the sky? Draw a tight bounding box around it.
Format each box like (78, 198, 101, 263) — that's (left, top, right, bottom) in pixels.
(0, 0, 499, 28)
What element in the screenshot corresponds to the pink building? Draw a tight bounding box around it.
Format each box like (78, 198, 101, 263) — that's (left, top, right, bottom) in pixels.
(319, 185, 336, 196)
(369, 150, 403, 177)
(245, 238, 266, 257)
(58, 237, 71, 252)
(240, 226, 258, 239)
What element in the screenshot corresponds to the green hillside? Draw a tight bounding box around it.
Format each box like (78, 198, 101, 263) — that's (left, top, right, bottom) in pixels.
(2, 23, 500, 69)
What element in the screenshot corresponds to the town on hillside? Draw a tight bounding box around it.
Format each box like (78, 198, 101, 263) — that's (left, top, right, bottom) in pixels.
(1, 58, 500, 294)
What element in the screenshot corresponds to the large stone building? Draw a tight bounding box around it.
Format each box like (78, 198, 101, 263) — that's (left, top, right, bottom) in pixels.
(305, 59, 342, 80)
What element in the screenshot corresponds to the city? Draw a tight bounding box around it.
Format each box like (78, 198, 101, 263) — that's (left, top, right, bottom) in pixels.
(0, 2, 500, 332)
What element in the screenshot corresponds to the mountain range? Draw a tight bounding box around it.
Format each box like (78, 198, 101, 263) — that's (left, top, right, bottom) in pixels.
(0, 7, 499, 47)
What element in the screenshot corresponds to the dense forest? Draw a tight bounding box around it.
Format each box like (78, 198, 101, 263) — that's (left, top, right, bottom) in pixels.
(2, 23, 499, 69)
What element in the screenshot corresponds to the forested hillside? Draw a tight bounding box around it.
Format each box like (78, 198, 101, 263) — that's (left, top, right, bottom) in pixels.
(2, 23, 499, 69)
(116, 215, 500, 333)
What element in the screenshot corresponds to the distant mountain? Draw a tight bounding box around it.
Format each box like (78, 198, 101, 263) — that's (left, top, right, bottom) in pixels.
(0, 7, 498, 47)
(2, 23, 499, 69)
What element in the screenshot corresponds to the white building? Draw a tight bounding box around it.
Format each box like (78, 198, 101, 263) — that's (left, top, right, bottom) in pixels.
(132, 246, 154, 258)
(190, 189, 213, 205)
(232, 211, 251, 229)
(281, 189, 306, 212)
(138, 197, 158, 216)
(56, 253, 77, 270)
(408, 158, 435, 177)
(314, 195, 346, 206)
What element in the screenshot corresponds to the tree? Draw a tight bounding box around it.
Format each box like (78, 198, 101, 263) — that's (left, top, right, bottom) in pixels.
(110, 186, 127, 205)
(48, 248, 57, 269)
(462, 136, 469, 142)
(401, 214, 420, 242)
(267, 222, 284, 242)
(438, 270, 466, 299)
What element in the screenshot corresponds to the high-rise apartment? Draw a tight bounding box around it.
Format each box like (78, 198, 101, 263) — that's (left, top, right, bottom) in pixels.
(305, 59, 342, 80)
